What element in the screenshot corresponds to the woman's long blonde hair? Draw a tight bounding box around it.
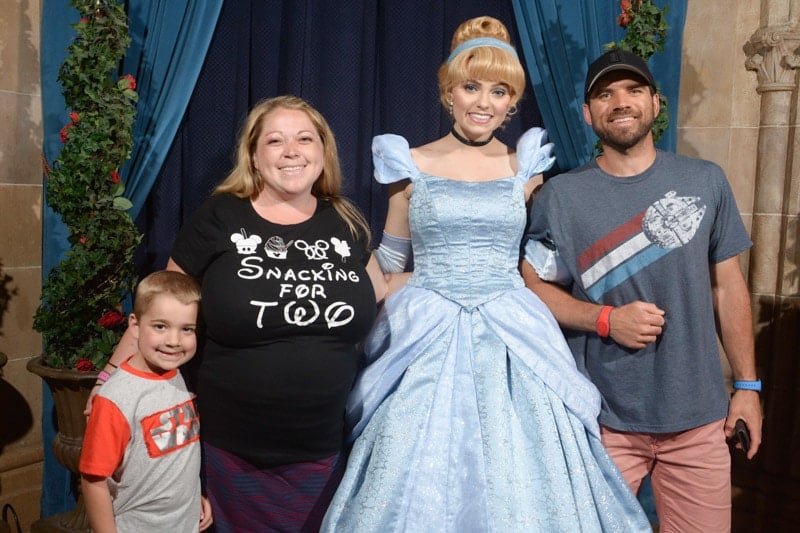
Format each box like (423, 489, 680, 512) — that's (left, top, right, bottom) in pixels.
(214, 95, 371, 243)
(437, 16, 526, 113)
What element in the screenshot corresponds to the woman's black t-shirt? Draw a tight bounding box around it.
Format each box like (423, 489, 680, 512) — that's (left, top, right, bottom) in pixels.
(171, 194, 376, 466)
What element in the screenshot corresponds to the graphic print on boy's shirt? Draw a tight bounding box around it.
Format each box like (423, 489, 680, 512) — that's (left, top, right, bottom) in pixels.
(579, 191, 706, 301)
(142, 398, 200, 458)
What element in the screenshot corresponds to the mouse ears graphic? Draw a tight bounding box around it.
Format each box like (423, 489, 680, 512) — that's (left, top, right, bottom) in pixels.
(230, 229, 263, 254)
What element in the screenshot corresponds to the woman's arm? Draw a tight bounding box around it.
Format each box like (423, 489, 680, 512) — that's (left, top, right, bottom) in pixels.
(366, 255, 388, 303)
(371, 180, 413, 300)
(383, 180, 412, 238)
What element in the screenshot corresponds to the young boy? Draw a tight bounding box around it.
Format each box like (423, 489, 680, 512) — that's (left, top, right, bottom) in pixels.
(79, 270, 212, 532)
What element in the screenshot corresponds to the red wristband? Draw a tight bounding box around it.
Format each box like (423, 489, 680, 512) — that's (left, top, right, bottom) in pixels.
(596, 305, 613, 337)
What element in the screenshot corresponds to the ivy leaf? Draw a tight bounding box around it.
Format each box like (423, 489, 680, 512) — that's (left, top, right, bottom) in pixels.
(113, 197, 133, 210)
(110, 180, 124, 197)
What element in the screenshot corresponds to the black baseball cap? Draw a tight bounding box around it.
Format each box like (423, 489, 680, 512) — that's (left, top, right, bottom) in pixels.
(584, 49, 655, 102)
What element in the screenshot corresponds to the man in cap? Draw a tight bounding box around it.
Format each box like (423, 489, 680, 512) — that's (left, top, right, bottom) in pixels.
(521, 49, 762, 531)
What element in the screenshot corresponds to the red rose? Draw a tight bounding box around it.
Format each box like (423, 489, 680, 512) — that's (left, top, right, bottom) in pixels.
(76, 358, 95, 371)
(110, 170, 121, 184)
(80, 17, 89, 24)
(69, 111, 80, 123)
(79, 236, 87, 244)
(98, 310, 126, 328)
(59, 123, 72, 143)
(621, 0, 632, 11)
(123, 74, 137, 90)
(618, 12, 631, 27)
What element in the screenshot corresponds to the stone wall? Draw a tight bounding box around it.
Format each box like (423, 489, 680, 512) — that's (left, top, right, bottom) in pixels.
(0, 0, 45, 531)
(678, 1, 760, 240)
(680, 1, 800, 530)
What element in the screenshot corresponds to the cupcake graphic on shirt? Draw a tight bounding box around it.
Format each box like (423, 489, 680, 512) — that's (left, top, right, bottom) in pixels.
(264, 236, 291, 259)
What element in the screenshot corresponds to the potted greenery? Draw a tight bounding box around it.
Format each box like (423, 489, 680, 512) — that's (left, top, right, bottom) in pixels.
(32, 0, 140, 371)
(28, 0, 139, 529)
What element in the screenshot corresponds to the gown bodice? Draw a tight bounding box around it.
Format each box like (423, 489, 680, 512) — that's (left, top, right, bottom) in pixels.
(408, 175, 526, 308)
(372, 128, 555, 308)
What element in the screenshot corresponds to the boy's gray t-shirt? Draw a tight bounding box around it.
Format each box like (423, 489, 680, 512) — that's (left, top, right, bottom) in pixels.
(526, 151, 752, 433)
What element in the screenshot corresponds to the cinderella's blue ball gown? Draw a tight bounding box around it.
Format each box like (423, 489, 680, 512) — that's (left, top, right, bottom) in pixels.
(321, 129, 651, 532)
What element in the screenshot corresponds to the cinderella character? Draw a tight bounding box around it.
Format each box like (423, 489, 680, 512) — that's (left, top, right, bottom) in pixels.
(322, 16, 651, 533)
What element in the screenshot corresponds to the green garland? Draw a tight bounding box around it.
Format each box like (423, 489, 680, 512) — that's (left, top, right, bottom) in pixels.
(34, 0, 141, 370)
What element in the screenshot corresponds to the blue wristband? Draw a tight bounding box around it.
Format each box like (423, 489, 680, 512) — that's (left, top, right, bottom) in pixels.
(733, 379, 761, 392)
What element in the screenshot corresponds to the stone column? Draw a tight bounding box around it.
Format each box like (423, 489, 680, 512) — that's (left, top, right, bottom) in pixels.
(739, 2, 800, 527)
(745, 24, 800, 300)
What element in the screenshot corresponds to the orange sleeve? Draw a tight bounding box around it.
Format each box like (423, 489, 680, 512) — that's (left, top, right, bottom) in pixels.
(79, 395, 131, 477)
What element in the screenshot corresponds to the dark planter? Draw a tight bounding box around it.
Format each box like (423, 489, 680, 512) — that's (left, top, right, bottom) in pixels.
(27, 356, 97, 533)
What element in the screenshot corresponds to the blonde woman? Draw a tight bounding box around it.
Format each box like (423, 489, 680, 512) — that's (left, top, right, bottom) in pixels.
(103, 95, 385, 531)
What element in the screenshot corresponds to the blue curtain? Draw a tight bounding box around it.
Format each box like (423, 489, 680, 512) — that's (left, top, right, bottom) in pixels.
(39, 0, 222, 517)
(134, 0, 542, 273)
(122, 1, 224, 220)
(39, 2, 80, 516)
(511, 0, 686, 171)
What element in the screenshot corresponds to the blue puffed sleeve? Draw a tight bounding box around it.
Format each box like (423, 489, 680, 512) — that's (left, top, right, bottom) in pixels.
(515, 127, 556, 182)
(372, 134, 420, 185)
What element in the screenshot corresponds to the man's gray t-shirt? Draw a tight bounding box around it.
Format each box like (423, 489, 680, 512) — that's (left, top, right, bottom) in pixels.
(526, 151, 751, 433)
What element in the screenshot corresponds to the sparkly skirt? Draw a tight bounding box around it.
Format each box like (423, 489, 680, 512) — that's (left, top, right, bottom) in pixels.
(321, 286, 650, 532)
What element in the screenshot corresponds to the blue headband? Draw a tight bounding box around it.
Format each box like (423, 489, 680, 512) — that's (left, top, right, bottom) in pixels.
(446, 37, 518, 64)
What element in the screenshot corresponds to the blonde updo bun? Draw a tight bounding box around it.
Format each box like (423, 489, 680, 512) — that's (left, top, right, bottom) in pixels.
(437, 16, 525, 112)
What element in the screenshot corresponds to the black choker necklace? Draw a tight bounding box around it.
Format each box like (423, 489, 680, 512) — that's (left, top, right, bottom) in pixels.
(450, 127, 493, 147)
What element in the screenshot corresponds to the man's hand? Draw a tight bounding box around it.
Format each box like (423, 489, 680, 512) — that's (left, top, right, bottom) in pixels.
(725, 390, 762, 459)
(608, 301, 665, 349)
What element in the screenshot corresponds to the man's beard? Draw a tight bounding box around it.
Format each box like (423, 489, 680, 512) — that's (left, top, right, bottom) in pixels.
(594, 112, 655, 152)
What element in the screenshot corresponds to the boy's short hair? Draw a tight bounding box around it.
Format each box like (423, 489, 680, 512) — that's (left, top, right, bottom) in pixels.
(133, 270, 201, 317)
